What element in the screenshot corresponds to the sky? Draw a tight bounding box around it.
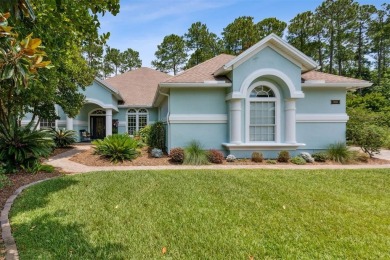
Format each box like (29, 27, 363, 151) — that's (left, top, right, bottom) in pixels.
(98, 0, 384, 67)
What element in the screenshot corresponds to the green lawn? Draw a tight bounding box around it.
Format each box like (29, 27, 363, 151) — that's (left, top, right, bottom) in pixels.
(10, 169, 390, 259)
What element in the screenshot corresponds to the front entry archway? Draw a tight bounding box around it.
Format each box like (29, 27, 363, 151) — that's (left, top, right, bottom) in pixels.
(89, 109, 106, 139)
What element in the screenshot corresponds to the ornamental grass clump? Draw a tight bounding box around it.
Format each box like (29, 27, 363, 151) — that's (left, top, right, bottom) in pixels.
(291, 156, 306, 165)
(326, 142, 353, 164)
(183, 140, 209, 165)
(207, 149, 224, 164)
(92, 134, 139, 163)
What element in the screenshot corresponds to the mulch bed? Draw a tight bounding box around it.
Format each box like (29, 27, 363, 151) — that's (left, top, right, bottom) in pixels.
(70, 146, 390, 166)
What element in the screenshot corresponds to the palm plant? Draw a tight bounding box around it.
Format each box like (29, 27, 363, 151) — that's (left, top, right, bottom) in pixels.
(51, 128, 76, 148)
(92, 134, 139, 163)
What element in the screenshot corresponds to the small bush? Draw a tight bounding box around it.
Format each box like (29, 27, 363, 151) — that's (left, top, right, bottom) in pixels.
(312, 152, 328, 162)
(92, 134, 139, 163)
(226, 154, 236, 162)
(20, 161, 55, 174)
(183, 141, 209, 165)
(353, 151, 370, 163)
(0, 167, 10, 189)
(51, 129, 76, 148)
(349, 124, 385, 157)
(251, 152, 263, 163)
(138, 125, 151, 144)
(148, 122, 165, 151)
(266, 159, 277, 164)
(169, 147, 184, 163)
(291, 156, 306, 165)
(300, 152, 314, 163)
(327, 142, 353, 164)
(151, 148, 163, 158)
(277, 150, 290, 163)
(207, 149, 224, 164)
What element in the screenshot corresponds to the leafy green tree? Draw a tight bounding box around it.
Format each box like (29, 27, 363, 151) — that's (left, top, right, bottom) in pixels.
(120, 48, 142, 73)
(256, 17, 287, 39)
(316, 0, 359, 75)
(152, 34, 187, 75)
(1, 0, 120, 119)
(104, 47, 122, 76)
(222, 16, 259, 55)
(83, 40, 104, 78)
(184, 22, 222, 68)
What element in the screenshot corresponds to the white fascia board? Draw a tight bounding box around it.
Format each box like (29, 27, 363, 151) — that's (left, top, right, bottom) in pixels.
(296, 114, 349, 123)
(216, 34, 318, 76)
(302, 82, 372, 89)
(159, 82, 232, 88)
(118, 105, 153, 108)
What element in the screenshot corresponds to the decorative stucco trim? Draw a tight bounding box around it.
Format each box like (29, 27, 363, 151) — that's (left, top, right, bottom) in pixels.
(239, 68, 305, 99)
(296, 114, 349, 123)
(223, 143, 306, 151)
(57, 120, 66, 126)
(118, 105, 153, 108)
(85, 98, 118, 112)
(159, 83, 232, 88)
(118, 121, 126, 127)
(169, 114, 228, 124)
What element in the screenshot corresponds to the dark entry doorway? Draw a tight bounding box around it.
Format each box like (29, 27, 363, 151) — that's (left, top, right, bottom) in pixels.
(90, 116, 106, 139)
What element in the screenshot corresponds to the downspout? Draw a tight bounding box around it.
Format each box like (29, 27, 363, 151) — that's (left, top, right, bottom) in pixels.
(159, 91, 170, 152)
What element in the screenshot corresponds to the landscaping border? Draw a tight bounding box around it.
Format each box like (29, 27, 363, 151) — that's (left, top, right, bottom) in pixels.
(1, 177, 59, 260)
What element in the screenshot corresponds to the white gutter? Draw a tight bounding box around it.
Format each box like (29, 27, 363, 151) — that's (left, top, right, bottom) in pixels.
(159, 91, 171, 152)
(159, 82, 231, 88)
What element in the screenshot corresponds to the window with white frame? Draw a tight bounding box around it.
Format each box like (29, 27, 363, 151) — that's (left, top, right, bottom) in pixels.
(40, 118, 56, 129)
(127, 108, 148, 135)
(248, 85, 277, 142)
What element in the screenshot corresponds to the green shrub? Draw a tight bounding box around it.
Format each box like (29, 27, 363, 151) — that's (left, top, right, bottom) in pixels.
(277, 150, 290, 163)
(266, 159, 277, 164)
(169, 147, 184, 163)
(51, 128, 76, 148)
(251, 152, 263, 163)
(0, 122, 55, 173)
(207, 149, 224, 164)
(291, 156, 306, 165)
(183, 140, 209, 165)
(0, 173, 10, 189)
(326, 142, 353, 164)
(138, 125, 151, 144)
(312, 152, 328, 162)
(148, 122, 165, 151)
(384, 133, 390, 149)
(21, 161, 55, 174)
(92, 134, 139, 163)
(349, 124, 385, 157)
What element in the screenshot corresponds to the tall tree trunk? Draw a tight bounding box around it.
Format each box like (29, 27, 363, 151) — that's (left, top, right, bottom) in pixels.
(329, 29, 334, 74)
(357, 25, 363, 77)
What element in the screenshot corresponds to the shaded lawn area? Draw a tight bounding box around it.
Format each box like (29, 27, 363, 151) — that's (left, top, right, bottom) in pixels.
(9, 169, 390, 259)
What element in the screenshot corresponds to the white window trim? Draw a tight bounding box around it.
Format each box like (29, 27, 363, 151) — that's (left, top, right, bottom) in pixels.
(245, 81, 281, 143)
(126, 108, 149, 135)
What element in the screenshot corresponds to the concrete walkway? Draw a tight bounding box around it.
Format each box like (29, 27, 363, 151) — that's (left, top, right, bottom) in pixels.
(46, 145, 390, 173)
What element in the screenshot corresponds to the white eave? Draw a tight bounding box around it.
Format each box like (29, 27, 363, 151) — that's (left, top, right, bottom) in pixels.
(94, 78, 124, 101)
(159, 82, 232, 88)
(302, 82, 373, 89)
(214, 34, 318, 76)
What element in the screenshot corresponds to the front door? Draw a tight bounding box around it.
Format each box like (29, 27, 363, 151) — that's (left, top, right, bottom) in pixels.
(90, 116, 106, 139)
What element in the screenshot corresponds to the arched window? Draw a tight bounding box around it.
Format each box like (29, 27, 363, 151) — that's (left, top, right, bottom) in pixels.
(90, 109, 106, 115)
(247, 84, 279, 142)
(127, 108, 148, 135)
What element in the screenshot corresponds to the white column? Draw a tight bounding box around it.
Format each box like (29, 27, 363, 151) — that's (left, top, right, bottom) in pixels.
(230, 99, 242, 144)
(66, 116, 73, 130)
(35, 118, 40, 130)
(285, 99, 296, 144)
(105, 108, 112, 137)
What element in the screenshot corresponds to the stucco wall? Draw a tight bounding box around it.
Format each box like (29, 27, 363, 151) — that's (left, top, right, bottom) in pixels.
(297, 88, 346, 114)
(80, 81, 117, 107)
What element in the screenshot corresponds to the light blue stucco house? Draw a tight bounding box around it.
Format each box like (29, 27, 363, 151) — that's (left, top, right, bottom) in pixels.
(40, 34, 371, 157)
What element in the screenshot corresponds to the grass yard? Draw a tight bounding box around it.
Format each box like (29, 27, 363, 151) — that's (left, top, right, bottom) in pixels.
(9, 169, 390, 259)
